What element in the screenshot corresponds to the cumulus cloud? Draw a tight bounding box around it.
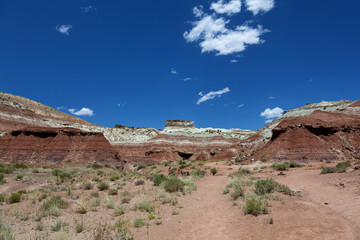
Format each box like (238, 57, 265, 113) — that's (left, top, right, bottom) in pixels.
(185, 0, 274, 56)
(245, 0, 274, 15)
(230, 59, 238, 63)
(171, 68, 177, 74)
(184, 10, 267, 55)
(81, 6, 97, 13)
(210, 0, 241, 15)
(260, 107, 283, 119)
(68, 108, 94, 116)
(56, 106, 66, 110)
(184, 77, 192, 81)
(56, 25, 72, 35)
(197, 87, 230, 105)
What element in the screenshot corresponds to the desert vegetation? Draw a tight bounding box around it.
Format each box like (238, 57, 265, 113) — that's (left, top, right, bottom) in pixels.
(0, 160, 212, 239)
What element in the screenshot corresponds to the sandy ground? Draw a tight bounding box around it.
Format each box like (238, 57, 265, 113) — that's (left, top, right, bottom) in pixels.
(1, 161, 359, 240)
(134, 162, 360, 240)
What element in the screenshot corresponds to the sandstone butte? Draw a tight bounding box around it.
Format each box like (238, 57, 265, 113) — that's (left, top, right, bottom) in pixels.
(0, 92, 359, 167)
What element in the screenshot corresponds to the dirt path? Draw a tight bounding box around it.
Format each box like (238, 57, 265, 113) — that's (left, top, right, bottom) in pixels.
(133, 163, 360, 240)
(141, 167, 240, 240)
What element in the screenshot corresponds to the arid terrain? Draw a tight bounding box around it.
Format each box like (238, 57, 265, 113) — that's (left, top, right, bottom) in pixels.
(0, 92, 359, 240)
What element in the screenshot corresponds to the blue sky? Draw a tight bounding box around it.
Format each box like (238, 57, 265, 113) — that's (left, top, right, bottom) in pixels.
(1, 0, 359, 130)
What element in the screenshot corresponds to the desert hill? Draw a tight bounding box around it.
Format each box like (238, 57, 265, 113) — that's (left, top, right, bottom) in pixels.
(0, 92, 359, 165)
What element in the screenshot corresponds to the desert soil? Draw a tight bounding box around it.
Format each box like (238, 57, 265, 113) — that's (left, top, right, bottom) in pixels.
(134, 162, 360, 240)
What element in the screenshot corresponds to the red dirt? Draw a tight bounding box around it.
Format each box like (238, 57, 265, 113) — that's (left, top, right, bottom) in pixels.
(133, 162, 360, 240)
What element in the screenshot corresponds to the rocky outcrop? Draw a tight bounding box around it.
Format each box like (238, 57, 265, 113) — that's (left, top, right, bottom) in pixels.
(164, 120, 195, 129)
(0, 127, 124, 166)
(1, 92, 359, 164)
(249, 110, 360, 162)
(115, 134, 243, 164)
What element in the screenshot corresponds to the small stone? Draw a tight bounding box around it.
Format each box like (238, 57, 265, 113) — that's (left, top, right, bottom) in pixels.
(71, 195, 80, 200)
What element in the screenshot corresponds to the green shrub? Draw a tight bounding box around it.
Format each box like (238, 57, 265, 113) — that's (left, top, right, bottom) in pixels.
(230, 184, 244, 200)
(59, 172, 72, 182)
(36, 196, 69, 219)
(190, 168, 206, 178)
(243, 196, 269, 216)
(97, 182, 109, 191)
(222, 189, 230, 194)
(133, 199, 155, 213)
(82, 181, 93, 190)
(6, 193, 21, 204)
(114, 205, 125, 216)
(168, 167, 177, 176)
(52, 169, 62, 176)
(321, 162, 351, 174)
(38, 193, 47, 202)
(135, 179, 145, 186)
(133, 218, 145, 228)
(336, 162, 351, 168)
(121, 197, 132, 204)
(0, 173, 5, 184)
(51, 220, 65, 232)
(75, 220, 84, 233)
(321, 167, 337, 174)
(255, 179, 294, 196)
(88, 163, 103, 169)
(0, 194, 5, 202)
(289, 161, 302, 168)
(13, 163, 27, 169)
(109, 175, 120, 181)
(271, 163, 290, 171)
(153, 174, 167, 186)
(108, 189, 118, 195)
(260, 157, 267, 162)
(164, 177, 185, 193)
(210, 168, 217, 175)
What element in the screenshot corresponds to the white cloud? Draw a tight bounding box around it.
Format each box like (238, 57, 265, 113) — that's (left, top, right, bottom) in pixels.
(81, 6, 97, 13)
(260, 107, 283, 119)
(184, 14, 267, 55)
(245, 0, 274, 15)
(56, 106, 66, 110)
(68, 108, 94, 116)
(184, 77, 192, 81)
(198, 91, 204, 96)
(210, 0, 241, 15)
(193, 5, 204, 18)
(265, 119, 273, 124)
(171, 68, 177, 74)
(230, 59, 238, 63)
(197, 87, 230, 105)
(117, 103, 126, 107)
(268, 96, 275, 99)
(237, 104, 244, 108)
(56, 25, 72, 35)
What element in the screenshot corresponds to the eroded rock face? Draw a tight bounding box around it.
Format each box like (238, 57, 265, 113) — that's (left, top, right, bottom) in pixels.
(250, 110, 360, 161)
(1, 92, 359, 165)
(164, 120, 195, 129)
(115, 134, 243, 164)
(0, 127, 124, 166)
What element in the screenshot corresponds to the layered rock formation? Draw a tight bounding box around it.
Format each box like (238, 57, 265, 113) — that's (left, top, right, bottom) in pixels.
(0, 127, 124, 166)
(0, 92, 359, 164)
(247, 101, 360, 162)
